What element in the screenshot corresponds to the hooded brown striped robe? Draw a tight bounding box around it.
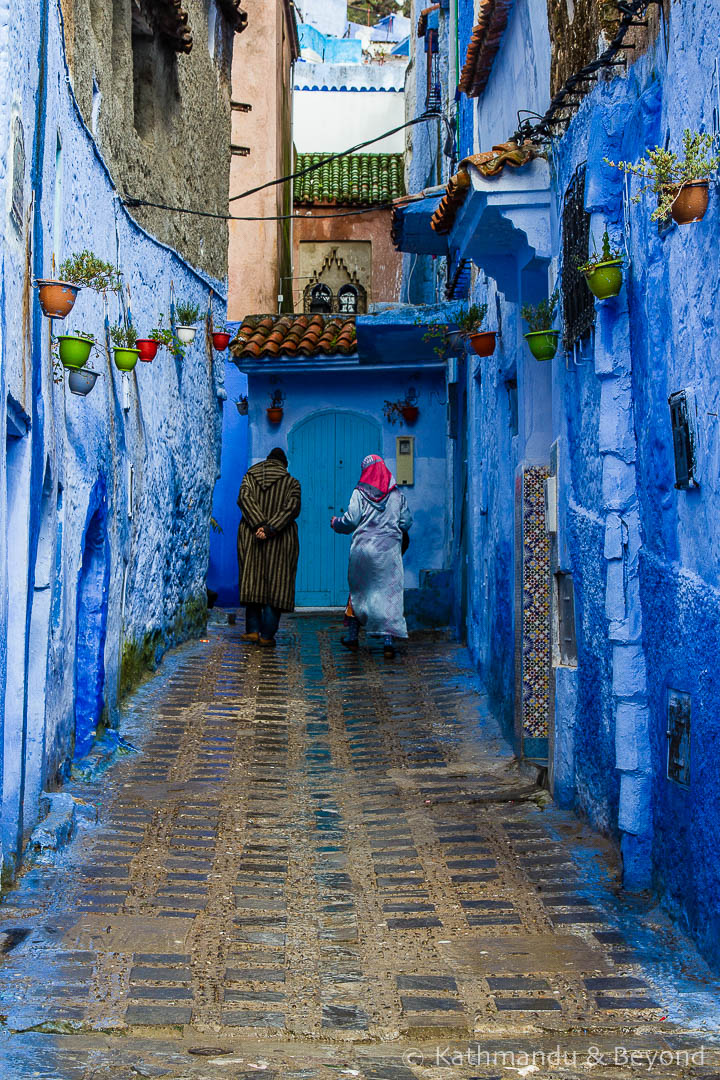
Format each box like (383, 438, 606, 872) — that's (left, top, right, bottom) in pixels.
(237, 459, 301, 612)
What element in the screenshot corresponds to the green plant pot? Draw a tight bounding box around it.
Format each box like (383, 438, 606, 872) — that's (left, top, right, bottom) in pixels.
(57, 334, 93, 369)
(524, 330, 559, 362)
(583, 259, 623, 300)
(114, 347, 140, 372)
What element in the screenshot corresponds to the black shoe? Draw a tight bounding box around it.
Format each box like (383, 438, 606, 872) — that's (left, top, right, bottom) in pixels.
(340, 637, 359, 652)
(383, 644, 396, 659)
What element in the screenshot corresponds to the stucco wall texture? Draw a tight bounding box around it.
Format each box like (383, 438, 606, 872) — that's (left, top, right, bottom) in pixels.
(435, 0, 720, 965)
(0, 0, 225, 880)
(63, 0, 234, 280)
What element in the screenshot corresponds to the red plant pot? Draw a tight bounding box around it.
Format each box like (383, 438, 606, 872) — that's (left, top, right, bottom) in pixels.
(136, 338, 159, 362)
(267, 407, 284, 424)
(401, 405, 419, 424)
(212, 331, 231, 351)
(469, 330, 496, 357)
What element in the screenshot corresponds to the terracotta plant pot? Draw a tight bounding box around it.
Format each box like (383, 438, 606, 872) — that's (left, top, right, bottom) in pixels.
(524, 330, 559, 362)
(136, 338, 159, 362)
(57, 334, 93, 369)
(212, 331, 231, 351)
(665, 180, 709, 225)
(36, 279, 80, 319)
(68, 368, 101, 396)
(469, 330, 496, 357)
(176, 325, 197, 345)
(583, 259, 623, 300)
(401, 405, 419, 424)
(114, 347, 140, 372)
(267, 407, 283, 424)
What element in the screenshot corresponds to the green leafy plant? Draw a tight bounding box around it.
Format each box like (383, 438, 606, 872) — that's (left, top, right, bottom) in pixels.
(578, 230, 623, 273)
(64, 329, 95, 341)
(456, 303, 488, 335)
(58, 250, 122, 292)
(175, 300, 200, 325)
(420, 322, 449, 360)
(151, 315, 185, 359)
(383, 389, 418, 425)
(605, 130, 720, 221)
(210, 516, 223, 534)
(521, 289, 559, 333)
(109, 322, 138, 349)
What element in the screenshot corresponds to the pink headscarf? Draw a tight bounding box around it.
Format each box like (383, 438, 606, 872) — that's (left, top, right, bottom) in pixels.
(357, 454, 396, 502)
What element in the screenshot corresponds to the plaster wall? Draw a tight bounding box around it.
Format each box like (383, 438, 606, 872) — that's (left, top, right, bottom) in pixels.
(228, 0, 295, 317)
(64, 0, 234, 280)
(292, 211, 403, 308)
(0, 0, 224, 878)
(293, 89, 406, 153)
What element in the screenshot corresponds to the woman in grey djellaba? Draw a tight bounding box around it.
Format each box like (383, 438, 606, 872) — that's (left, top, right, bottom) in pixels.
(331, 453, 412, 658)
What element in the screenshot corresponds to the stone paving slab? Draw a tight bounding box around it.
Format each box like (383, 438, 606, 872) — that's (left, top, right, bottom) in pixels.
(0, 614, 718, 1077)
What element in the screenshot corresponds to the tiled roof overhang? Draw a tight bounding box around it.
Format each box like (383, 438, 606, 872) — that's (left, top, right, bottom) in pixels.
(230, 314, 357, 360)
(294, 153, 405, 207)
(458, 0, 514, 97)
(431, 141, 536, 235)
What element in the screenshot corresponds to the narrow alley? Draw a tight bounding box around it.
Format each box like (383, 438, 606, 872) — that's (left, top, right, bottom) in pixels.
(0, 616, 717, 1079)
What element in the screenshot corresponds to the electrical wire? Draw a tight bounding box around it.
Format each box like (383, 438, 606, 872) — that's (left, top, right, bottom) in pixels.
(121, 198, 399, 221)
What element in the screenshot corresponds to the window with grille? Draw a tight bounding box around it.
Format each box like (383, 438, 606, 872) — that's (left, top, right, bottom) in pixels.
(426, 27, 440, 112)
(561, 164, 594, 350)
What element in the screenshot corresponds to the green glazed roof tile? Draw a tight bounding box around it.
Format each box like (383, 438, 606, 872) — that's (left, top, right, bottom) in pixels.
(294, 152, 405, 206)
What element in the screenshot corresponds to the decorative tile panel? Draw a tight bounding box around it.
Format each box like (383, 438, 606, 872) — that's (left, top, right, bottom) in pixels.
(521, 466, 551, 751)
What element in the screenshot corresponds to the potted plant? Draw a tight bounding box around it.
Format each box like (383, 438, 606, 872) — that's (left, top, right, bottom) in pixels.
(148, 316, 185, 360)
(68, 368, 102, 396)
(56, 330, 95, 370)
(212, 326, 232, 351)
(521, 290, 559, 361)
(236, 395, 249, 415)
(109, 323, 140, 371)
(605, 130, 720, 225)
(578, 230, 624, 300)
(175, 301, 200, 344)
(267, 388, 284, 423)
(383, 389, 420, 425)
(35, 250, 121, 319)
(459, 303, 496, 357)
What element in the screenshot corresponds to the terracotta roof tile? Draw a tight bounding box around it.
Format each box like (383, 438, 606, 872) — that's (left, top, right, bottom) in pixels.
(231, 315, 358, 359)
(294, 153, 405, 206)
(429, 141, 537, 235)
(458, 0, 514, 98)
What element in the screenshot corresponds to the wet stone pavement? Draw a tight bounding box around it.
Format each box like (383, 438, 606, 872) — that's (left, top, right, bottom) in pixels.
(0, 614, 719, 1079)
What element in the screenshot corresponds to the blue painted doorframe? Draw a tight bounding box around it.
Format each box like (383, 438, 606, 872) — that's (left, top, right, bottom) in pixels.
(289, 410, 381, 607)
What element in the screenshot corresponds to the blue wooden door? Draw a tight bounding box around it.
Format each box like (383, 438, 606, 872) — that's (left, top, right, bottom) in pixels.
(290, 411, 381, 606)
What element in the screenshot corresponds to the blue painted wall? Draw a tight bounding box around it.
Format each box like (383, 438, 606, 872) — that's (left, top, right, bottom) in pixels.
(0, 0, 225, 878)
(208, 351, 248, 606)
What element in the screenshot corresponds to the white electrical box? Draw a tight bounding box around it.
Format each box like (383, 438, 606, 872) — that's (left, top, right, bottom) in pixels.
(396, 435, 414, 486)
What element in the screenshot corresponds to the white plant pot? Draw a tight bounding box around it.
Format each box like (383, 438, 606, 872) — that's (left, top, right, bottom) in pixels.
(176, 325, 197, 344)
(68, 368, 101, 396)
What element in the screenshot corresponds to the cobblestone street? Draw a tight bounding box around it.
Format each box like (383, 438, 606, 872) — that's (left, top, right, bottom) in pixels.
(0, 615, 718, 1078)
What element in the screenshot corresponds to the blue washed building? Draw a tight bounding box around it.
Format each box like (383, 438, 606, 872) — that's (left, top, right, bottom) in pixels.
(396, 0, 720, 964)
(0, 0, 243, 881)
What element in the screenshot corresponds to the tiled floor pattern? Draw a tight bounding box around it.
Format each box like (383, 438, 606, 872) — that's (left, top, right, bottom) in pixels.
(0, 616, 718, 1079)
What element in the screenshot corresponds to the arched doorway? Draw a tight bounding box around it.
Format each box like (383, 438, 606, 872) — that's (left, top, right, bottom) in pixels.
(74, 507, 110, 760)
(289, 410, 381, 606)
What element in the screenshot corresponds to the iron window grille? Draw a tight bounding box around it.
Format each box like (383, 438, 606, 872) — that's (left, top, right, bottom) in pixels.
(303, 282, 367, 315)
(668, 389, 699, 489)
(426, 27, 441, 112)
(667, 689, 691, 787)
(562, 164, 594, 350)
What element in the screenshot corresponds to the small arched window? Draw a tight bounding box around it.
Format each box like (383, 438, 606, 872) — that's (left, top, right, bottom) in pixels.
(338, 284, 359, 314)
(308, 283, 332, 313)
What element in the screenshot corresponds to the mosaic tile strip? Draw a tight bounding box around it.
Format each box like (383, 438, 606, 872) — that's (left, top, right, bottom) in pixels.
(521, 466, 551, 742)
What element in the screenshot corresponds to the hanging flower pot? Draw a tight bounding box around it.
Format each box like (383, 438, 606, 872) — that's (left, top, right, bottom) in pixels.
(236, 396, 249, 415)
(35, 279, 80, 319)
(582, 259, 623, 300)
(57, 334, 94, 369)
(212, 331, 231, 351)
(136, 338, 159, 362)
(267, 406, 283, 424)
(68, 368, 101, 396)
(176, 325, 197, 345)
(665, 180, 709, 224)
(469, 330, 497, 357)
(400, 404, 419, 424)
(113, 347, 140, 372)
(524, 330, 559, 362)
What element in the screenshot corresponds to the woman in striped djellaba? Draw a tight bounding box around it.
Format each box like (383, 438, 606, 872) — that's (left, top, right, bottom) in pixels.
(237, 448, 301, 646)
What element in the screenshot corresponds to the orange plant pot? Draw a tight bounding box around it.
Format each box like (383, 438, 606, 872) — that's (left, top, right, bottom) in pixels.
(267, 407, 283, 424)
(36, 279, 80, 318)
(666, 180, 709, 224)
(469, 330, 496, 357)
